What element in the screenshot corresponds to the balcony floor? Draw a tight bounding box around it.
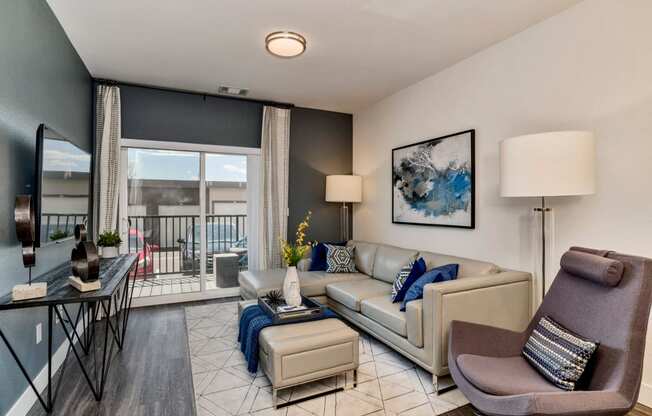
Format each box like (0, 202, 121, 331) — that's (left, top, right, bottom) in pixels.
(130, 273, 241, 298)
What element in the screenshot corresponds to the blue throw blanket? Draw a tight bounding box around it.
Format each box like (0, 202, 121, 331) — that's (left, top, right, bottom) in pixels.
(238, 305, 338, 373)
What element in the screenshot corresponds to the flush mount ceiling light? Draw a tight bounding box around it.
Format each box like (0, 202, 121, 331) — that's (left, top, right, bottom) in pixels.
(265, 31, 306, 58)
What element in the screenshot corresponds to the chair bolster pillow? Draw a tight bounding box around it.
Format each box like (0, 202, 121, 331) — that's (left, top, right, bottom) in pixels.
(560, 250, 624, 287)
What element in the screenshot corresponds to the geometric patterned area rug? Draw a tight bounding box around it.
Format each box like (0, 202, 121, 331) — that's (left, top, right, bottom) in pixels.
(185, 301, 470, 416)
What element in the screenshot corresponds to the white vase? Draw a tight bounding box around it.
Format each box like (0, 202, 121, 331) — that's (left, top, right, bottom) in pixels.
(101, 246, 118, 258)
(283, 266, 302, 307)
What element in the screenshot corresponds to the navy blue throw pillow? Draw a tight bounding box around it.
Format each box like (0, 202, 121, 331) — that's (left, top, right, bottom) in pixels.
(392, 257, 427, 303)
(400, 264, 459, 311)
(309, 241, 347, 271)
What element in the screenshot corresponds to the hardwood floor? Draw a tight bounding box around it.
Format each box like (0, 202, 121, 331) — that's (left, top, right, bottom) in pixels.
(27, 304, 195, 416)
(442, 404, 652, 416)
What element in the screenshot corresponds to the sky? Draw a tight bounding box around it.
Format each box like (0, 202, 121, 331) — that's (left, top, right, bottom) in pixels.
(127, 148, 247, 182)
(43, 139, 91, 173)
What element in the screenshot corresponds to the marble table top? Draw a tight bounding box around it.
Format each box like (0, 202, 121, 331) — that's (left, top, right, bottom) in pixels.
(0, 254, 137, 310)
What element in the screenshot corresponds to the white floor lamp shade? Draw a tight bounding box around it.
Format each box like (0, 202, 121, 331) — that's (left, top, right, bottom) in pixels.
(326, 175, 362, 241)
(500, 131, 596, 197)
(499, 131, 596, 302)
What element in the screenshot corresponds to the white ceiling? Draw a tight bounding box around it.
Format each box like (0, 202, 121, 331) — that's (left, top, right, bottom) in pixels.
(47, 0, 581, 113)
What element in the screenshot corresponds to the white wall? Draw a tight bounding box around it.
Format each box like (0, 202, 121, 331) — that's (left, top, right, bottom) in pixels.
(353, 0, 652, 405)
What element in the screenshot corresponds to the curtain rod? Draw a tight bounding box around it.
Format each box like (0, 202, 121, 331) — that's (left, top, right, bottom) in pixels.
(93, 78, 295, 109)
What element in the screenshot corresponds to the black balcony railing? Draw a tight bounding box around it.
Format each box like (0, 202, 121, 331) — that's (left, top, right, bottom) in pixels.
(127, 214, 247, 280)
(41, 213, 87, 243)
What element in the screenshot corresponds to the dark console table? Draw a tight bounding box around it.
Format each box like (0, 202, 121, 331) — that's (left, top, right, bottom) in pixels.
(0, 254, 138, 413)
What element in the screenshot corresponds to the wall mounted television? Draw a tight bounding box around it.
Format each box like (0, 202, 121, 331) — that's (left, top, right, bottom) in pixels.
(33, 124, 91, 247)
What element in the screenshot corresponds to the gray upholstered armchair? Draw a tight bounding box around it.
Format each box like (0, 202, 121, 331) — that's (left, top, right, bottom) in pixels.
(449, 247, 652, 416)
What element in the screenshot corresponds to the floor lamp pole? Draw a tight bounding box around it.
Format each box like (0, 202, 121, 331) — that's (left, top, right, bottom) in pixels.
(340, 202, 350, 241)
(534, 196, 549, 302)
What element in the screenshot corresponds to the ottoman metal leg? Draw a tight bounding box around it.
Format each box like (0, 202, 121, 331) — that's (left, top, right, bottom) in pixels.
(353, 369, 358, 388)
(272, 388, 278, 408)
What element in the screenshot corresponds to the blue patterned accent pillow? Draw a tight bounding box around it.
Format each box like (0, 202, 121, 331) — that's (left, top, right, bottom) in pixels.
(400, 264, 458, 311)
(325, 244, 356, 273)
(309, 241, 347, 271)
(391, 257, 426, 303)
(523, 316, 599, 391)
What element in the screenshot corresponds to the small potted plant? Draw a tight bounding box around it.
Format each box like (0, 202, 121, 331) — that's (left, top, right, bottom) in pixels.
(97, 230, 122, 258)
(49, 229, 70, 242)
(279, 211, 312, 307)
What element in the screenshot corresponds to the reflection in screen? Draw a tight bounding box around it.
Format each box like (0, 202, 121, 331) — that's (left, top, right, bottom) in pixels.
(40, 133, 91, 244)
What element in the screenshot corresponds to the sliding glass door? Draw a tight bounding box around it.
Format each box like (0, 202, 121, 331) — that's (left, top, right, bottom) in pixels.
(123, 148, 201, 298)
(205, 153, 248, 290)
(119, 140, 257, 304)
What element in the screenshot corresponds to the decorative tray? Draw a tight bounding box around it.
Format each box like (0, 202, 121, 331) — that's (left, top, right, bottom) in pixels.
(258, 295, 325, 324)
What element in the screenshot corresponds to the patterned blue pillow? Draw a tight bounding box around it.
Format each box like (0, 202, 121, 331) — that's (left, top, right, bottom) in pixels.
(400, 264, 458, 311)
(325, 244, 356, 273)
(391, 257, 426, 303)
(523, 316, 599, 391)
(309, 241, 347, 271)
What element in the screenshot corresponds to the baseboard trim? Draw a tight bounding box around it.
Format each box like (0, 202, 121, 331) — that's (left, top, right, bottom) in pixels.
(6, 311, 87, 416)
(639, 382, 652, 408)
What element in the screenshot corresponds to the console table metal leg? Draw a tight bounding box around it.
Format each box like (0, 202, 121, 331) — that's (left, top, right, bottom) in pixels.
(54, 304, 101, 401)
(48, 305, 53, 410)
(0, 326, 51, 412)
(98, 297, 113, 400)
(121, 264, 138, 343)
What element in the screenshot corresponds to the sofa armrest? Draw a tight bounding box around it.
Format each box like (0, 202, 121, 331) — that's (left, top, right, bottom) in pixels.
(423, 270, 532, 376)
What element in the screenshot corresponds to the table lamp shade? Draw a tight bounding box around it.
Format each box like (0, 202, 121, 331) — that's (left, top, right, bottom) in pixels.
(500, 131, 596, 197)
(326, 175, 362, 203)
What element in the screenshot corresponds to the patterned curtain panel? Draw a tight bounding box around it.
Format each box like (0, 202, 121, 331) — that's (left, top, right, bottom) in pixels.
(256, 106, 291, 270)
(94, 85, 122, 235)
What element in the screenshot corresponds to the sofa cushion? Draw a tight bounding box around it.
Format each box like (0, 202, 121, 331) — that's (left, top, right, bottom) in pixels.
(326, 279, 392, 311)
(419, 251, 498, 277)
(373, 245, 419, 283)
(361, 295, 407, 337)
(301, 272, 369, 297)
(348, 241, 377, 276)
(238, 269, 368, 299)
(456, 354, 562, 396)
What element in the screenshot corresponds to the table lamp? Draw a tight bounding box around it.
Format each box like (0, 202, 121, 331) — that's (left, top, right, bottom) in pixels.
(500, 131, 596, 301)
(326, 175, 362, 241)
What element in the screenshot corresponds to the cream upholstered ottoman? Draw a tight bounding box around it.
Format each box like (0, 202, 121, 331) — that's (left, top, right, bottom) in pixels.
(259, 318, 359, 408)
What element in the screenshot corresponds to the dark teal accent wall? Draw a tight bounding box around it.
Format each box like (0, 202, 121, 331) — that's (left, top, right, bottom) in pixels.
(0, 1, 92, 413)
(288, 108, 353, 242)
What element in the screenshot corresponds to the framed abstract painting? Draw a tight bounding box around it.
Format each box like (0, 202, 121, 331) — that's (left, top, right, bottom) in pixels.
(392, 129, 475, 229)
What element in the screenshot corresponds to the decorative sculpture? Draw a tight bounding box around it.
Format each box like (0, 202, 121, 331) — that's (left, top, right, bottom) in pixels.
(69, 224, 101, 291)
(12, 195, 47, 300)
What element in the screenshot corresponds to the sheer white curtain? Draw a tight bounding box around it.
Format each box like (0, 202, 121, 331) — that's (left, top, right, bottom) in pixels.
(94, 85, 122, 235)
(246, 155, 262, 270)
(251, 106, 291, 270)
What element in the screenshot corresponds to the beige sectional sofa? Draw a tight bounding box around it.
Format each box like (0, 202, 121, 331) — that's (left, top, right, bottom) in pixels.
(238, 240, 532, 391)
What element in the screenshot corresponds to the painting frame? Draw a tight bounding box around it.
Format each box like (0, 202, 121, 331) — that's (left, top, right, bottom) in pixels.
(391, 129, 475, 229)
